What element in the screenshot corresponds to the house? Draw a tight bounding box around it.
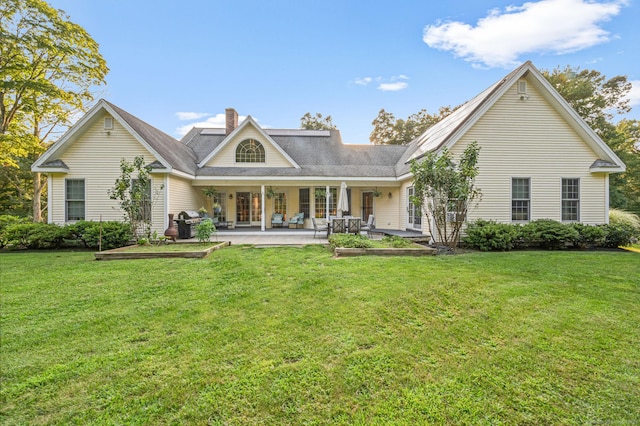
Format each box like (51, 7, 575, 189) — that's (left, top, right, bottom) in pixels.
(32, 61, 625, 237)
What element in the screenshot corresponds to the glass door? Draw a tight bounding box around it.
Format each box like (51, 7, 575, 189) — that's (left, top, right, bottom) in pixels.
(236, 192, 250, 226)
(362, 192, 373, 221)
(407, 187, 422, 230)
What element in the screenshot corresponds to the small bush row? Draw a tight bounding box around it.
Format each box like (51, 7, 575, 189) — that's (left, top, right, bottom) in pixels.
(0, 215, 132, 250)
(463, 218, 638, 251)
(328, 234, 374, 251)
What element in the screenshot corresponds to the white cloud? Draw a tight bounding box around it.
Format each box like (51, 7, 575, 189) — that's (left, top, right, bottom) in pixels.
(627, 80, 640, 109)
(378, 82, 409, 92)
(176, 111, 210, 121)
(423, 0, 628, 68)
(175, 113, 249, 137)
(354, 77, 373, 86)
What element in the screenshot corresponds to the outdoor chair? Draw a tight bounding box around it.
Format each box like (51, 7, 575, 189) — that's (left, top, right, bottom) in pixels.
(311, 218, 328, 239)
(288, 212, 304, 228)
(332, 218, 346, 234)
(360, 214, 375, 236)
(271, 213, 284, 228)
(347, 217, 361, 234)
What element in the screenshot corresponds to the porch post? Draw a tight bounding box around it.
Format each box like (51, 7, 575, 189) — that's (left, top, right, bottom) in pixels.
(326, 185, 330, 220)
(261, 185, 266, 231)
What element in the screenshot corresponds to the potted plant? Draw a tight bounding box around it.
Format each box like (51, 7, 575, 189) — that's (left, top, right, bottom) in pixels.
(266, 186, 278, 199)
(372, 188, 383, 198)
(198, 206, 208, 218)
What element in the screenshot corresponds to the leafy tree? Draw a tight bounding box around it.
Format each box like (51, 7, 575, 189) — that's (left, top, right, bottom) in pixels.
(410, 141, 481, 249)
(300, 112, 337, 130)
(0, 0, 108, 221)
(542, 66, 637, 215)
(369, 107, 454, 145)
(108, 156, 163, 241)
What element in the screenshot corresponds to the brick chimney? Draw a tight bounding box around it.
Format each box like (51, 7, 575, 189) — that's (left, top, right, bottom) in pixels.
(225, 108, 238, 135)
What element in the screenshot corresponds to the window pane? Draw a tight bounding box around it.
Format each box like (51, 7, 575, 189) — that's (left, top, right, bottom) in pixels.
(511, 178, 530, 221)
(274, 192, 286, 215)
(562, 179, 579, 221)
(236, 139, 265, 163)
(512, 200, 529, 221)
(299, 188, 310, 218)
(512, 178, 529, 199)
(66, 179, 85, 221)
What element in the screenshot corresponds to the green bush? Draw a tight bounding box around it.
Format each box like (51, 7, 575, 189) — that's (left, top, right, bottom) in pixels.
(328, 234, 374, 251)
(3, 222, 72, 249)
(195, 219, 216, 243)
(569, 223, 606, 249)
(0, 215, 30, 248)
(523, 219, 579, 250)
(609, 208, 640, 231)
(600, 223, 636, 248)
(462, 219, 523, 251)
(69, 220, 132, 250)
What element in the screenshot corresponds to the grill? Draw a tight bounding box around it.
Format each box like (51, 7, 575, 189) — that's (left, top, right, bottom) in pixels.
(176, 210, 201, 239)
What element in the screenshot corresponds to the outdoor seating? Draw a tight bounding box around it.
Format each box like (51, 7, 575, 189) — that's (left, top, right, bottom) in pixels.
(332, 218, 346, 234)
(288, 212, 304, 228)
(271, 213, 284, 228)
(311, 218, 328, 238)
(347, 217, 361, 234)
(360, 214, 375, 236)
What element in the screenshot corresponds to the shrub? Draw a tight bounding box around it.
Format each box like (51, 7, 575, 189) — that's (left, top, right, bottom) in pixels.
(523, 219, 579, 250)
(328, 234, 374, 251)
(69, 220, 133, 250)
(195, 219, 216, 243)
(600, 223, 636, 248)
(0, 215, 30, 248)
(570, 223, 606, 249)
(609, 208, 640, 231)
(462, 219, 523, 251)
(3, 222, 71, 249)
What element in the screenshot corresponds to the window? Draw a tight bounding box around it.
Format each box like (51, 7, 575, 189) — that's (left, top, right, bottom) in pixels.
(562, 178, 580, 221)
(236, 139, 265, 163)
(446, 199, 466, 223)
(273, 192, 287, 215)
(65, 179, 85, 221)
(314, 187, 337, 218)
(132, 178, 152, 222)
(512, 178, 530, 221)
(104, 116, 113, 130)
(299, 188, 310, 219)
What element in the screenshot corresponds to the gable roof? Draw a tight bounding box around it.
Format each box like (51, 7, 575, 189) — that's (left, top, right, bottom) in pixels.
(396, 61, 626, 176)
(32, 99, 198, 176)
(196, 116, 300, 169)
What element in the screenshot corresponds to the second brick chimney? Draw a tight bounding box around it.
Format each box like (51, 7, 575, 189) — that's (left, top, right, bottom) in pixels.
(225, 108, 238, 135)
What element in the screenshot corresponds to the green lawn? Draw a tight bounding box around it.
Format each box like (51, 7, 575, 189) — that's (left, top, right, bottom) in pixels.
(1, 247, 639, 425)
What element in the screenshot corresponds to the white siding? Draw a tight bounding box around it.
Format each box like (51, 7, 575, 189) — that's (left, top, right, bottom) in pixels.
(168, 175, 199, 215)
(449, 77, 607, 224)
(49, 112, 166, 232)
(205, 126, 295, 168)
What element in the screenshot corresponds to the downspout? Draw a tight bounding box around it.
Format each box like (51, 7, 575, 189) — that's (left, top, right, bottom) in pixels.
(605, 174, 610, 224)
(47, 174, 52, 224)
(261, 184, 266, 231)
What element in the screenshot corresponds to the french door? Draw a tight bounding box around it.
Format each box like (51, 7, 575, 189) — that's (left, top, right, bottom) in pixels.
(236, 192, 262, 226)
(407, 187, 422, 230)
(362, 192, 374, 221)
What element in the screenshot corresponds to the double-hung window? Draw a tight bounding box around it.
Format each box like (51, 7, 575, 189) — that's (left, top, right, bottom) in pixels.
(511, 178, 530, 222)
(65, 179, 85, 221)
(562, 178, 580, 221)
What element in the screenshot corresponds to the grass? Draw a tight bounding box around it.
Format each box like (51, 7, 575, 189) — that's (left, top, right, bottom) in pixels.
(1, 247, 639, 424)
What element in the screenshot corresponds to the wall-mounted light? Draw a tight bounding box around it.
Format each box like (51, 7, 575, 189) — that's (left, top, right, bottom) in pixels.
(229, 193, 233, 200)
(388, 192, 393, 199)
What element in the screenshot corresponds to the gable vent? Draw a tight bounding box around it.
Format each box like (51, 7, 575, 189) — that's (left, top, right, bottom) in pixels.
(517, 80, 527, 94)
(104, 116, 114, 130)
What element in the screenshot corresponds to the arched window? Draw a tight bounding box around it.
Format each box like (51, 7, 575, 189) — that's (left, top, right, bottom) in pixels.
(236, 139, 265, 163)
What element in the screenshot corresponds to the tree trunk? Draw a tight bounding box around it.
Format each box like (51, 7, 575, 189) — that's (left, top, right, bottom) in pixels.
(33, 172, 45, 222)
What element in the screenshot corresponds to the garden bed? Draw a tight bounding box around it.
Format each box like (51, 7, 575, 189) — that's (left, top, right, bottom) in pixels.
(334, 246, 436, 257)
(94, 241, 229, 260)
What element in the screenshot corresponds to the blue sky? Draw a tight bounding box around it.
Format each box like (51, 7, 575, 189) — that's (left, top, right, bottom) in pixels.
(48, 0, 639, 144)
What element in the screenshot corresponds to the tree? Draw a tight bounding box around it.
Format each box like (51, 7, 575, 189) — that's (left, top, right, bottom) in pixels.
(410, 142, 481, 249)
(0, 0, 108, 221)
(369, 107, 455, 145)
(300, 112, 337, 130)
(108, 156, 163, 240)
(542, 66, 638, 215)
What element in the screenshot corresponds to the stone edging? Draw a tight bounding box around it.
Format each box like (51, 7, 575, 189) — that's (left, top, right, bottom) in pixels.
(94, 241, 230, 260)
(334, 246, 436, 258)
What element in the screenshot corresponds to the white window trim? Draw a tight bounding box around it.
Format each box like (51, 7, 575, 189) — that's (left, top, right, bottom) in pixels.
(65, 178, 86, 222)
(561, 177, 580, 222)
(511, 177, 531, 222)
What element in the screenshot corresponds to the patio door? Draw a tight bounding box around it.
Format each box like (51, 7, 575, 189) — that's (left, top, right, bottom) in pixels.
(236, 192, 262, 226)
(362, 192, 373, 221)
(407, 187, 422, 230)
